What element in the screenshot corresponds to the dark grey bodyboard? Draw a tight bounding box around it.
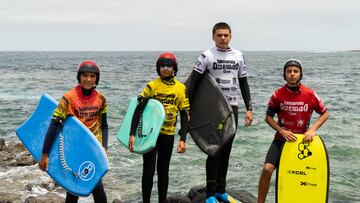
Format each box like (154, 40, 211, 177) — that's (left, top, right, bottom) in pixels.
(185, 72, 236, 156)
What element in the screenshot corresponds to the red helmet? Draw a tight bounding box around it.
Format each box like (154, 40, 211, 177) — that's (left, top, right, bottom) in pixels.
(156, 52, 178, 76)
(77, 60, 100, 85)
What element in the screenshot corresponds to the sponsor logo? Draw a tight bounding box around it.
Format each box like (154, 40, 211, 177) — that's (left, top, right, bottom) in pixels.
(306, 166, 316, 170)
(298, 141, 312, 160)
(297, 119, 304, 127)
(287, 170, 307, 176)
(232, 77, 237, 85)
(280, 101, 309, 113)
(153, 93, 176, 105)
(78, 161, 96, 181)
(195, 61, 202, 68)
(212, 62, 240, 70)
(300, 181, 317, 187)
(215, 78, 231, 84)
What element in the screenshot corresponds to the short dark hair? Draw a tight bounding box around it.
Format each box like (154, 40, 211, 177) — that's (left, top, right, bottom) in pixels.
(212, 22, 232, 34)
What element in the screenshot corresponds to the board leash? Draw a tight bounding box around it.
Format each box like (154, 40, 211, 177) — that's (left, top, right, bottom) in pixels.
(59, 132, 79, 177)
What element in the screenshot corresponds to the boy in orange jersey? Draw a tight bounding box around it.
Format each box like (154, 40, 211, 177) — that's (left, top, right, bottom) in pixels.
(39, 60, 108, 203)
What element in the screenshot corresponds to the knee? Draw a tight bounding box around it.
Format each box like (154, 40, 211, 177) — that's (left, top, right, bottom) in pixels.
(261, 163, 275, 176)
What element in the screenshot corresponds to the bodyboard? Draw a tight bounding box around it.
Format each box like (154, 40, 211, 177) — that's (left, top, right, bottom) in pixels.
(117, 98, 165, 154)
(15, 93, 109, 197)
(276, 134, 329, 203)
(185, 72, 236, 156)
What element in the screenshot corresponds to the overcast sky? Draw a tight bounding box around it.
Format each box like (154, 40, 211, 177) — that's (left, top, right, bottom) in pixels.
(1, 0, 359, 51)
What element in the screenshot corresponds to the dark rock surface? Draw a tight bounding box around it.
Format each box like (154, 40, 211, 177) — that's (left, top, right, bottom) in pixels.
(181, 185, 257, 203)
(0, 138, 36, 167)
(0, 138, 258, 203)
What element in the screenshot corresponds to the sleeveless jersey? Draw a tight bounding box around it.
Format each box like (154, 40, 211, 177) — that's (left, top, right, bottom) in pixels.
(194, 47, 247, 106)
(53, 85, 108, 143)
(140, 77, 190, 135)
(268, 84, 327, 140)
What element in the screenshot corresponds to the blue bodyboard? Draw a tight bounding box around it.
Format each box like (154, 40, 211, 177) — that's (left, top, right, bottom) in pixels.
(15, 93, 109, 196)
(117, 98, 165, 154)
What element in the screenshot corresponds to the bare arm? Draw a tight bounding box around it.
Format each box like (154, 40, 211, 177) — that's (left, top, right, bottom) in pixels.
(304, 111, 330, 142)
(265, 115, 297, 142)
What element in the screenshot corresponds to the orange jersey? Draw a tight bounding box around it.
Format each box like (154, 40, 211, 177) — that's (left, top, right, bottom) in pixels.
(53, 85, 107, 143)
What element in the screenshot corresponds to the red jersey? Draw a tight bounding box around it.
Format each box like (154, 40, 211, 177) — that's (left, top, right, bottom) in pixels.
(268, 83, 327, 140)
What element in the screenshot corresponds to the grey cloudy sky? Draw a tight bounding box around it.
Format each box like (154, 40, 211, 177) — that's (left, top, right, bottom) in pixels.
(1, 0, 359, 51)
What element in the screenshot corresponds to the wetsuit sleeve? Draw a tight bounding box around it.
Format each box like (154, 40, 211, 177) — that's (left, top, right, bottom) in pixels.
(238, 76, 252, 111)
(130, 96, 149, 135)
(266, 106, 278, 117)
(186, 70, 204, 104)
(101, 113, 109, 149)
(42, 116, 63, 154)
(267, 91, 280, 117)
(42, 96, 69, 154)
(178, 110, 189, 142)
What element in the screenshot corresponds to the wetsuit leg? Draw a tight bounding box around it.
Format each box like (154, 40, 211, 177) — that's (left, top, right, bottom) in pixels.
(156, 134, 175, 203)
(65, 192, 79, 203)
(206, 154, 221, 197)
(206, 106, 239, 196)
(216, 106, 239, 193)
(264, 139, 284, 167)
(92, 180, 107, 203)
(142, 146, 157, 203)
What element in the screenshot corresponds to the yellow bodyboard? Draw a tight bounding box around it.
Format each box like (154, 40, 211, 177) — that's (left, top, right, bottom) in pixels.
(276, 134, 329, 203)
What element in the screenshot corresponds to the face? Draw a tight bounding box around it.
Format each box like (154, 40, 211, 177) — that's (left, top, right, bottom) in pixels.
(80, 72, 97, 89)
(159, 65, 175, 78)
(285, 66, 301, 87)
(213, 29, 232, 49)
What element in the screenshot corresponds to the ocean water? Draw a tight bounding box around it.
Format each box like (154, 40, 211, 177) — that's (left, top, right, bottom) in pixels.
(0, 51, 359, 202)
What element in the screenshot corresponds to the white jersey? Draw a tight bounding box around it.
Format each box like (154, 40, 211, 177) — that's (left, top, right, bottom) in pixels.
(194, 47, 247, 106)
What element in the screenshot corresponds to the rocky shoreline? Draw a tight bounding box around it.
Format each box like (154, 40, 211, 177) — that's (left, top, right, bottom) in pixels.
(0, 138, 257, 203)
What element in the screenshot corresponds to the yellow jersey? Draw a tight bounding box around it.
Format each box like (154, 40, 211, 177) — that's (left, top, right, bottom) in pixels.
(140, 77, 189, 135)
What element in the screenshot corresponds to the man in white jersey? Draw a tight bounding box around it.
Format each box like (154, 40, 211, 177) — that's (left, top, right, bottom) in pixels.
(187, 22, 253, 203)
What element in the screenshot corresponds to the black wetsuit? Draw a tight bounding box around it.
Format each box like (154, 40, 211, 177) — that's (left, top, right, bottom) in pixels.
(130, 80, 189, 203)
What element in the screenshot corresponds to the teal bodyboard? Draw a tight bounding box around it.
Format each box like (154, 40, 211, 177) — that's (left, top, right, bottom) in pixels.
(117, 98, 165, 154)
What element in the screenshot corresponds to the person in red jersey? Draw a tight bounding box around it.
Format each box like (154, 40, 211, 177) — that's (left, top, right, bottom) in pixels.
(257, 59, 330, 203)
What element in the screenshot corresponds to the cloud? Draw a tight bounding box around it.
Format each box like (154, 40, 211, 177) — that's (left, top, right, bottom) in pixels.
(0, 0, 359, 51)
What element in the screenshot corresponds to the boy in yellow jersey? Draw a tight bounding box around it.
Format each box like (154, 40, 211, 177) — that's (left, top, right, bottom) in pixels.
(128, 52, 190, 203)
(39, 60, 108, 203)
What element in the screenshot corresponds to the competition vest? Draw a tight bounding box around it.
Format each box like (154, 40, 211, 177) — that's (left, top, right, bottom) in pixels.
(140, 77, 190, 135)
(194, 47, 247, 106)
(53, 85, 107, 143)
(268, 84, 327, 140)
